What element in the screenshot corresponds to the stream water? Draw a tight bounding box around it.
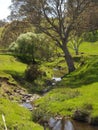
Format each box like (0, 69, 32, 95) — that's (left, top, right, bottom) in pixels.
(47, 117, 98, 130)
(21, 102, 33, 110)
(72, 120, 98, 130)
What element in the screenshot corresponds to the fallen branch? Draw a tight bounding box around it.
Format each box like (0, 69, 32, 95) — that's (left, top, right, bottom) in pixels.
(2, 114, 7, 130)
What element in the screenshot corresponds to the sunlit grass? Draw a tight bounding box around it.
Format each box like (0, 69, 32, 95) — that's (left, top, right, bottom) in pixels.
(35, 82, 98, 117)
(34, 53, 98, 122)
(0, 54, 27, 76)
(79, 41, 98, 55)
(0, 98, 43, 130)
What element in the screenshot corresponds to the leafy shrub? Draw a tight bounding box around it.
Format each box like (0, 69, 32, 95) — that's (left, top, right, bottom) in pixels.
(32, 105, 52, 123)
(84, 31, 98, 42)
(25, 64, 43, 82)
(9, 32, 55, 63)
(73, 109, 89, 122)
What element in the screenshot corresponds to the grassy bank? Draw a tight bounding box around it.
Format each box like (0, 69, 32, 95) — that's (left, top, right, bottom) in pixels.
(0, 98, 43, 130)
(34, 55, 98, 125)
(0, 54, 43, 129)
(0, 41, 98, 127)
(0, 54, 27, 77)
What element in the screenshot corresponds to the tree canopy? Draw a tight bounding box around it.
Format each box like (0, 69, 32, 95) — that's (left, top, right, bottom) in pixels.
(9, 32, 55, 63)
(9, 0, 98, 72)
(1, 20, 33, 46)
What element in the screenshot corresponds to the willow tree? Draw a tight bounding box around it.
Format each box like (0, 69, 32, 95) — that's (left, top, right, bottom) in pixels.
(9, 0, 93, 73)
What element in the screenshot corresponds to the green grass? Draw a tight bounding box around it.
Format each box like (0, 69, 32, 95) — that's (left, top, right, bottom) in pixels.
(0, 39, 98, 126)
(34, 82, 98, 120)
(0, 98, 43, 130)
(59, 55, 98, 87)
(0, 54, 44, 129)
(79, 41, 98, 55)
(0, 54, 27, 84)
(69, 41, 98, 55)
(0, 54, 27, 76)
(40, 56, 67, 78)
(34, 54, 98, 124)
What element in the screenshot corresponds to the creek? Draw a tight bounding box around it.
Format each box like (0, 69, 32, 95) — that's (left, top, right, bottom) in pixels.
(46, 117, 98, 130)
(72, 120, 98, 130)
(20, 73, 98, 130)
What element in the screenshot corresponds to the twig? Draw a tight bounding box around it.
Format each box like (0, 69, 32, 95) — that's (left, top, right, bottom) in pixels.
(2, 114, 7, 130)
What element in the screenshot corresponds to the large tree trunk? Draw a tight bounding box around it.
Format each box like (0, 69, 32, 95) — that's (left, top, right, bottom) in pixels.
(62, 45, 75, 73)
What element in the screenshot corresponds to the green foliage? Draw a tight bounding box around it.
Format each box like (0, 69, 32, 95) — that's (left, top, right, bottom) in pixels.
(35, 82, 98, 121)
(9, 32, 55, 63)
(25, 64, 43, 82)
(0, 27, 4, 39)
(34, 54, 98, 123)
(68, 33, 85, 55)
(8, 42, 18, 52)
(0, 98, 43, 130)
(84, 31, 98, 42)
(60, 55, 98, 87)
(1, 33, 98, 126)
(1, 20, 33, 47)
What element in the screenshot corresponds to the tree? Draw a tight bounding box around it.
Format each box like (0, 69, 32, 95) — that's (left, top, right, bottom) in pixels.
(9, 0, 95, 73)
(0, 20, 7, 27)
(68, 33, 85, 55)
(9, 32, 55, 63)
(68, 0, 98, 55)
(1, 20, 33, 47)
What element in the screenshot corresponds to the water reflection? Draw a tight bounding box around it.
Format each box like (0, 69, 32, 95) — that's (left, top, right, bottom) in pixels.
(48, 117, 74, 130)
(65, 120, 74, 130)
(48, 117, 98, 130)
(21, 102, 33, 110)
(73, 120, 98, 130)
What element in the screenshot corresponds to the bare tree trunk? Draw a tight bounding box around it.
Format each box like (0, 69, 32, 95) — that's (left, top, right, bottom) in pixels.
(62, 45, 75, 73)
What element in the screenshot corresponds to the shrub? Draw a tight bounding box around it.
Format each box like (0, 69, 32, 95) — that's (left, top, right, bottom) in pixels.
(84, 31, 98, 42)
(9, 32, 55, 63)
(25, 64, 43, 82)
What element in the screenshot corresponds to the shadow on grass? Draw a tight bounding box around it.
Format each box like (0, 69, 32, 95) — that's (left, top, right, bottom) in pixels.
(4, 70, 32, 92)
(4, 70, 46, 94)
(60, 75, 98, 88)
(58, 56, 98, 88)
